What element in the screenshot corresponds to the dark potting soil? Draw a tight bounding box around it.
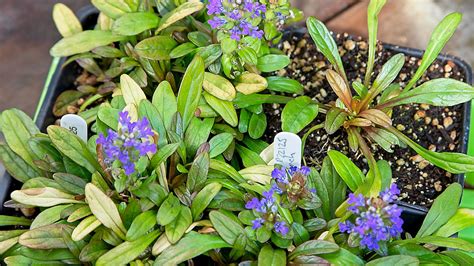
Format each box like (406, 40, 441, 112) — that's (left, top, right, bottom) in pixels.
(263, 32, 468, 207)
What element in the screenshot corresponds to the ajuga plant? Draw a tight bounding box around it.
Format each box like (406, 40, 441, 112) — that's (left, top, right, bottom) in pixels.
(280, 0, 474, 185)
(2, 102, 474, 265)
(50, 0, 303, 146)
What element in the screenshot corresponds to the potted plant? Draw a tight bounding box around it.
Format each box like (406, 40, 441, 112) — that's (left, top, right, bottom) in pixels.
(1, 0, 474, 264)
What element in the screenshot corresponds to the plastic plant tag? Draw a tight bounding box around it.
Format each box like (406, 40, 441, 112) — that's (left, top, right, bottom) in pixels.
(274, 132, 302, 168)
(60, 114, 88, 141)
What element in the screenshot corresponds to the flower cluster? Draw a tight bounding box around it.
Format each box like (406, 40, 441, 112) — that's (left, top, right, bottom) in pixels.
(339, 184, 403, 252)
(207, 0, 266, 41)
(271, 166, 319, 210)
(97, 111, 156, 175)
(245, 188, 289, 235)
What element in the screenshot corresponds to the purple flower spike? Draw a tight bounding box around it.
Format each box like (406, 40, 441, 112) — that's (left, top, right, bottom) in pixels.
(339, 184, 403, 252)
(274, 221, 289, 235)
(97, 111, 156, 175)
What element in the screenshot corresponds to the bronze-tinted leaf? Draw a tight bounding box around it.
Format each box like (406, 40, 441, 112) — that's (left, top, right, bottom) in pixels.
(358, 109, 392, 128)
(326, 70, 352, 110)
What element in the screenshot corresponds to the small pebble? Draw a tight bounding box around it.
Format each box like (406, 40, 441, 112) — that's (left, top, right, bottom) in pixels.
(420, 104, 430, 110)
(424, 117, 432, 125)
(432, 118, 439, 126)
(434, 181, 443, 192)
(444, 64, 452, 72)
(443, 117, 453, 128)
(396, 159, 405, 166)
(67, 105, 78, 114)
(396, 124, 406, 131)
(428, 144, 436, 152)
(418, 160, 429, 170)
(414, 110, 426, 120)
(344, 40, 356, 50)
(450, 131, 457, 140)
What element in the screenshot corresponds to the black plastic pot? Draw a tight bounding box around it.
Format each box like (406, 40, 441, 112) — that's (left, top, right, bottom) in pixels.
(0, 7, 473, 234)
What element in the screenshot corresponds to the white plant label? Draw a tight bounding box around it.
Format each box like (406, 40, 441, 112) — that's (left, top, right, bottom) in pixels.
(274, 132, 302, 168)
(60, 114, 88, 141)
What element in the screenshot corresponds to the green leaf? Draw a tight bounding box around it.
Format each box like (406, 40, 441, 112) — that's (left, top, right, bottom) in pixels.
(209, 133, 234, 158)
(152, 81, 177, 130)
(236, 145, 266, 167)
(170, 42, 196, 59)
(0, 215, 31, 227)
(1, 109, 39, 169)
(281, 96, 318, 133)
(288, 240, 340, 260)
(196, 44, 222, 68)
(235, 73, 268, 95)
(156, 1, 204, 32)
(126, 210, 157, 241)
(327, 150, 365, 191)
(11, 187, 82, 207)
(234, 93, 292, 108)
(52, 173, 87, 195)
(442, 251, 474, 265)
(209, 210, 245, 245)
(150, 143, 180, 169)
(67, 205, 92, 222)
(96, 230, 160, 266)
(31, 204, 71, 229)
(416, 183, 462, 237)
(184, 117, 214, 157)
(52, 3, 82, 37)
(112, 12, 159, 36)
(391, 128, 474, 174)
(324, 107, 348, 135)
(203, 92, 238, 127)
(157, 194, 181, 226)
(258, 245, 286, 266)
(71, 215, 102, 241)
(135, 36, 177, 60)
(121, 74, 147, 106)
(366, 255, 418, 266)
(312, 159, 346, 220)
(410, 235, 474, 252)
(50, 30, 127, 57)
(138, 100, 167, 147)
(177, 55, 205, 130)
(154, 231, 230, 265)
(91, 0, 131, 19)
(292, 223, 310, 246)
(370, 53, 405, 97)
(237, 46, 258, 65)
(0, 144, 40, 182)
(248, 112, 267, 139)
(191, 183, 222, 221)
(19, 224, 72, 249)
(306, 17, 346, 81)
(48, 126, 101, 174)
(97, 106, 119, 130)
(257, 54, 290, 72)
(187, 150, 210, 192)
(79, 239, 109, 262)
(386, 78, 474, 107)
(210, 159, 245, 183)
(364, 0, 387, 86)
(318, 248, 364, 266)
(435, 208, 474, 237)
(203, 72, 236, 101)
(405, 12, 462, 91)
(266, 76, 304, 94)
(165, 206, 192, 244)
(85, 183, 127, 239)
(188, 31, 212, 47)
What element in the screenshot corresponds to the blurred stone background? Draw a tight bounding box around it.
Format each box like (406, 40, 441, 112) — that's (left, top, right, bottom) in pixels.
(0, 0, 472, 116)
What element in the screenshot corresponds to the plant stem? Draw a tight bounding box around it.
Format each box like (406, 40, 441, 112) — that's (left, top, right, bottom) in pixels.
(354, 129, 381, 195)
(301, 123, 324, 155)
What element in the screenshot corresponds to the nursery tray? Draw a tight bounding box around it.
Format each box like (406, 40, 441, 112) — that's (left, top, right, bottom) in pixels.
(0, 7, 473, 234)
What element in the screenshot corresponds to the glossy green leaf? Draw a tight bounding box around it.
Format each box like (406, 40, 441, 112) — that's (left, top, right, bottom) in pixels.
(85, 183, 127, 239)
(191, 183, 222, 221)
(91, 0, 131, 19)
(112, 12, 159, 36)
(327, 150, 365, 191)
(416, 183, 462, 237)
(52, 3, 82, 38)
(177, 55, 205, 130)
(408, 235, 474, 252)
(324, 107, 347, 135)
(152, 81, 177, 130)
(405, 12, 462, 91)
(307, 17, 346, 80)
(47, 126, 101, 174)
(50, 30, 127, 56)
(248, 112, 267, 139)
(236, 145, 266, 167)
(282, 96, 318, 133)
(364, 0, 387, 86)
(209, 133, 233, 158)
(209, 210, 244, 245)
(71, 215, 102, 241)
(184, 117, 214, 157)
(266, 76, 304, 94)
(366, 255, 418, 266)
(203, 72, 236, 101)
(96, 230, 160, 266)
(188, 31, 212, 47)
(235, 73, 268, 95)
(138, 100, 167, 147)
(237, 46, 258, 65)
(256, 54, 290, 72)
(312, 159, 346, 220)
(187, 150, 210, 192)
(126, 211, 157, 241)
(203, 92, 238, 127)
(67, 205, 92, 222)
(79, 239, 109, 262)
(31, 204, 71, 229)
(135, 36, 177, 60)
(370, 53, 405, 96)
(258, 245, 286, 266)
(210, 159, 245, 183)
(11, 187, 82, 207)
(289, 240, 340, 260)
(234, 93, 292, 108)
(435, 208, 474, 237)
(157, 194, 181, 226)
(19, 224, 72, 249)
(442, 251, 474, 265)
(0, 215, 31, 227)
(52, 173, 87, 195)
(154, 231, 230, 265)
(156, 1, 204, 32)
(0, 144, 40, 183)
(318, 248, 364, 266)
(165, 206, 192, 244)
(170, 42, 196, 59)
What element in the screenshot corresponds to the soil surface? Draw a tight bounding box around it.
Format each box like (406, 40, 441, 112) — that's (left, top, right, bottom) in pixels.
(264, 31, 468, 207)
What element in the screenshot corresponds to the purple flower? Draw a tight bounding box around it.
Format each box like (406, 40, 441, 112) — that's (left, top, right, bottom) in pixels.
(271, 168, 287, 183)
(207, 0, 223, 15)
(274, 221, 289, 235)
(339, 185, 403, 252)
(208, 17, 226, 29)
(252, 218, 264, 229)
(97, 111, 156, 175)
(230, 26, 241, 41)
